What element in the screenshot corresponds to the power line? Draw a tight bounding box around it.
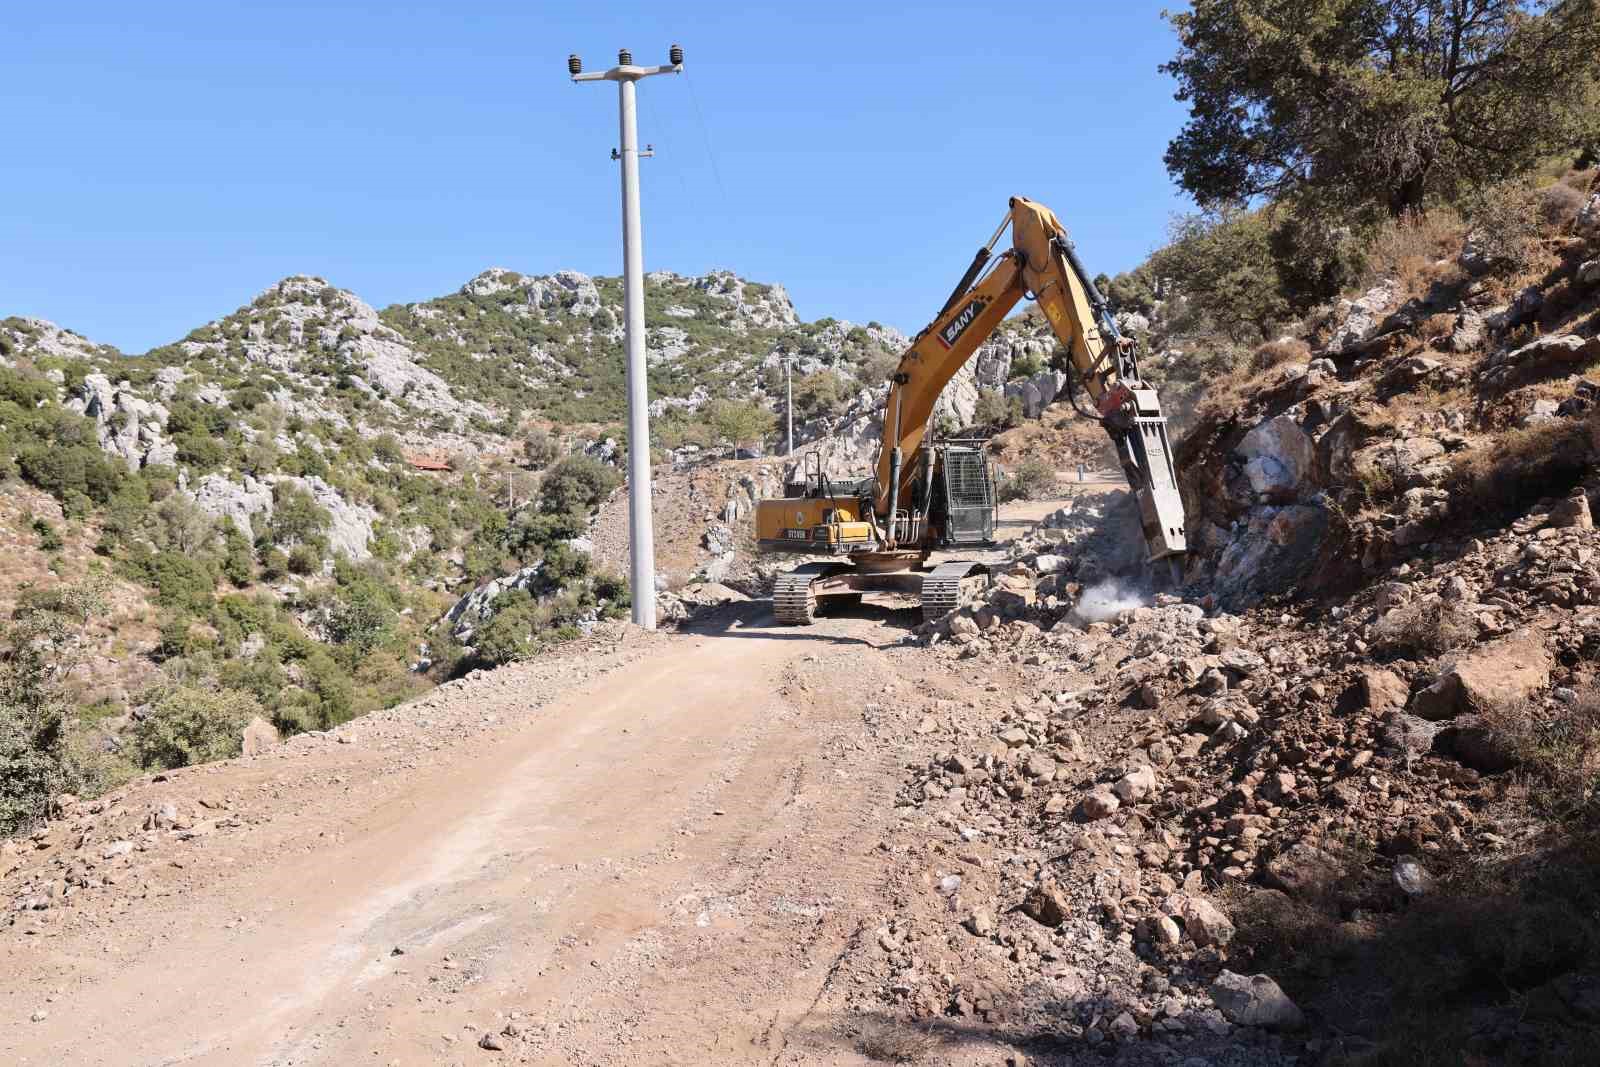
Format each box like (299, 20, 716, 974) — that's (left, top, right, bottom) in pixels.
(682, 68, 732, 214)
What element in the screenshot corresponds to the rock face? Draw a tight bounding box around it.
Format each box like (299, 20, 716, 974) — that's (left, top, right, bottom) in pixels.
(1481, 333, 1600, 389)
(278, 474, 378, 561)
(64, 374, 176, 472)
(1326, 279, 1399, 354)
(0, 317, 120, 363)
(189, 473, 275, 541)
(442, 565, 545, 641)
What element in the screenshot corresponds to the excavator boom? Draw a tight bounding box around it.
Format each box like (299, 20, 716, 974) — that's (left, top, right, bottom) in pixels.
(876, 197, 1186, 560)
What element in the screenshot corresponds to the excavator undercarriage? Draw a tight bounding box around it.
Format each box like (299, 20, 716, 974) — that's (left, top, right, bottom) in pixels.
(759, 445, 1000, 623)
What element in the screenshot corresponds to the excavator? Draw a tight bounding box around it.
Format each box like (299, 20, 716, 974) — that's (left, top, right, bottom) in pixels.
(754, 196, 1186, 624)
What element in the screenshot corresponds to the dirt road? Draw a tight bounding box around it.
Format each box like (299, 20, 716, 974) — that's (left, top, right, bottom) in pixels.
(2, 598, 1012, 1066)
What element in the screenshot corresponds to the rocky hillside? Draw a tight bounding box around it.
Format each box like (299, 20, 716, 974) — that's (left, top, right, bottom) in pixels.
(888, 168, 1600, 1062)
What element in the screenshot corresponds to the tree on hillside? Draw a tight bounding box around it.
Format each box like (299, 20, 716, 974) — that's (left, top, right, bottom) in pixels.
(1164, 0, 1600, 217)
(709, 400, 776, 457)
(1149, 208, 1294, 342)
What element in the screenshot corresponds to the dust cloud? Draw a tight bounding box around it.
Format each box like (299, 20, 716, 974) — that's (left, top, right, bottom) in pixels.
(1070, 577, 1150, 625)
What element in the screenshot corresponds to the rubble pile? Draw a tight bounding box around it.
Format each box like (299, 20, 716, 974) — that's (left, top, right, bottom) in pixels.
(866, 190, 1600, 1052)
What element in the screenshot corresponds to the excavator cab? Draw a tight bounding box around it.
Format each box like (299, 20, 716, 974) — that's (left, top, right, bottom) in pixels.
(929, 443, 996, 547)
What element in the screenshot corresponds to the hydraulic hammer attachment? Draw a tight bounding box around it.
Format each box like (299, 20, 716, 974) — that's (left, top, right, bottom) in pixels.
(1116, 388, 1187, 561)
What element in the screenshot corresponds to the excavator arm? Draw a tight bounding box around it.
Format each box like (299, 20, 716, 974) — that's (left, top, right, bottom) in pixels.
(875, 196, 1187, 562)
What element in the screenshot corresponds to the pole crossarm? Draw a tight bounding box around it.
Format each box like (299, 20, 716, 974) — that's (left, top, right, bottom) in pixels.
(572, 64, 680, 83)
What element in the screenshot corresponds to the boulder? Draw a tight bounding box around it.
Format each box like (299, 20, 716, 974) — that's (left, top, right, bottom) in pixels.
(1081, 789, 1121, 820)
(1022, 879, 1071, 927)
(1483, 334, 1600, 389)
(1209, 971, 1305, 1029)
(241, 716, 280, 756)
(1113, 765, 1157, 803)
(1180, 895, 1236, 947)
(1326, 279, 1399, 353)
(443, 564, 546, 641)
(1578, 193, 1600, 238)
(1033, 553, 1067, 575)
(990, 574, 1037, 616)
(1413, 628, 1550, 721)
(1355, 668, 1410, 714)
(1237, 416, 1315, 501)
(1549, 491, 1594, 530)
(1263, 841, 1340, 896)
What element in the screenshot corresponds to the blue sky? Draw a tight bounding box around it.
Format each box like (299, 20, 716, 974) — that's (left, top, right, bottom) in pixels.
(1, 2, 1194, 353)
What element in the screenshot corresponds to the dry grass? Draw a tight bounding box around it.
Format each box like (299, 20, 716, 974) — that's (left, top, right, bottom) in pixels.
(1370, 596, 1478, 656)
(1540, 182, 1589, 228)
(1418, 312, 1457, 343)
(1363, 208, 1467, 298)
(1559, 167, 1597, 192)
(1249, 336, 1312, 373)
(1446, 419, 1592, 517)
(1483, 689, 1600, 821)
(1232, 828, 1600, 1066)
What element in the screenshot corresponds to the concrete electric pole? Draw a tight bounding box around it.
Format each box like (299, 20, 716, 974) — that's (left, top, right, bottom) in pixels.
(569, 45, 683, 631)
(784, 355, 794, 455)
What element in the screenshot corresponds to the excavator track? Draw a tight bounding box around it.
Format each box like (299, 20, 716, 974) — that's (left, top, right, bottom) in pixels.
(920, 561, 987, 624)
(772, 562, 848, 625)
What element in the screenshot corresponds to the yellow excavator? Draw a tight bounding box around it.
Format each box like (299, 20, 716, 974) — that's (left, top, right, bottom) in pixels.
(755, 196, 1186, 624)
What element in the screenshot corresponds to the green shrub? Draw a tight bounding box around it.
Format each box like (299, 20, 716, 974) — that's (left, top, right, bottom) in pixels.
(1009, 352, 1044, 380)
(0, 579, 105, 831)
(302, 650, 355, 729)
(130, 686, 260, 770)
(593, 571, 631, 618)
(998, 458, 1059, 502)
(221, 522, 254, 587)
(708, 399, 776, 454)
(153, 616, 194, 662)
(792, 371, 847, 421)
(32, 518, 62, 552)
(541, 542, 590, 583)
(473, 588, 588, 667)
(287, 543, 321, 576)
(267, 483, 331, 548)
(259, 547, 289, 581)
(539, 454, 620, 516)
(522, 426, 560, 469)
(17, 445, 124, 504)
(326, 582, 396, 656)
(974, 389, 1023, 429)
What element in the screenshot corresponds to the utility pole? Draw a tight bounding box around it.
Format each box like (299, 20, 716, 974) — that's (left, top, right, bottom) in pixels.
(569, 44, 682, 631)
(784, 355, 794, 455)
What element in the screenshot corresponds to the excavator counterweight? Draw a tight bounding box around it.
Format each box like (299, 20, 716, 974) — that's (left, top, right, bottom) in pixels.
(755, 197, 1186, 624)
